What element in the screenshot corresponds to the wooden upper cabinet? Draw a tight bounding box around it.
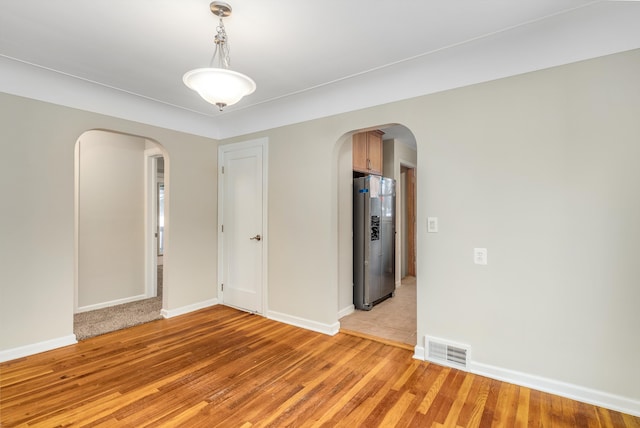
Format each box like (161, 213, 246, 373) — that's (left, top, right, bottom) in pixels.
(352, 132, 369, 172)
(367, 131, 383, 175)
(353, 130, 384, 175)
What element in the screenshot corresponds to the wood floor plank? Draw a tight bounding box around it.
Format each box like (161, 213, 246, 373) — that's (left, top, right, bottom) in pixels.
(514, 387, 530, 427)
(478, 377, 502, 427)
(463, 375, 492, 428)
(1, 305, 638, 427)
(378, 390, 416, 427)
(441, 372, 475, 427)
(417, 365, 450, 414)
(493, 381, 519, 427)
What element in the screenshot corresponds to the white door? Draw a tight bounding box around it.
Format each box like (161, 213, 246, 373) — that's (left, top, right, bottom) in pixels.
(219, 140, 267, 314)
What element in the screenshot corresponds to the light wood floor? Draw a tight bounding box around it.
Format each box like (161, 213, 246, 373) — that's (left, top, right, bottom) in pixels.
(1, 306, 638, 427)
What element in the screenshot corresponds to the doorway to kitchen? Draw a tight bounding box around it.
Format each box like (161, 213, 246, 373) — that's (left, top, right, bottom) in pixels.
(337, 124, 417, 349)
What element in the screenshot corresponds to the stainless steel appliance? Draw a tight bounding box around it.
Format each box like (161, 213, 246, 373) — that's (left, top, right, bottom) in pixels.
(353, 175, 395, 310)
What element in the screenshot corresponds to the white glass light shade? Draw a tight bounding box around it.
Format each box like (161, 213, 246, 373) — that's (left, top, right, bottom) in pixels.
(183, 68, 256, 108)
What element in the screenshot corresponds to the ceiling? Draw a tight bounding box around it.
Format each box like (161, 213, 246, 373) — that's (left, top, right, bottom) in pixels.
(1, 1, 639, 139)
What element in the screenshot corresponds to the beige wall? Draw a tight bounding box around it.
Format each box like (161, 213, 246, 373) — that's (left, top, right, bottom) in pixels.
(0, 95, 218, 351)
(1, 49, 639, 405)
(222, 50, 640, 402)
(77, 131, 146, 309)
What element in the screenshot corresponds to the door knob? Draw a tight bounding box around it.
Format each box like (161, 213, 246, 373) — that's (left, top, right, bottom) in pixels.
(250, 234, 261, 241)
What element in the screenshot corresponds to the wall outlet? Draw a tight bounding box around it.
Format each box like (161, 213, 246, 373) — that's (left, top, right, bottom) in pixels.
(427, 217, 438, 233)
(474, 248, 487, 265)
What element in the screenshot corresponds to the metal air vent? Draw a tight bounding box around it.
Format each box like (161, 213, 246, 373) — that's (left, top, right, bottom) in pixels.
(426, 336, 470, 368)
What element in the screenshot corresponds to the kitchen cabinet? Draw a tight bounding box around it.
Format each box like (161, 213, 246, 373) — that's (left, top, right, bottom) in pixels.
(353, 130, 384, 175)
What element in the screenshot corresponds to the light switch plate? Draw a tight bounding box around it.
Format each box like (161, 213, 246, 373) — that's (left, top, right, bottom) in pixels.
(427, 217, 438, 233)
(474, 248, 487, 265)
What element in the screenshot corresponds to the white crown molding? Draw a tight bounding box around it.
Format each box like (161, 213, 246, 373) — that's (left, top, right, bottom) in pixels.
(1, 2, 639, 140)
(210, 2, 640, 138)
(0, 55, 221, 139)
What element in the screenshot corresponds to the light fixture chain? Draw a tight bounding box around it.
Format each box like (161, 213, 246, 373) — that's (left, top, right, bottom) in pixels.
(208, 16, 231, 69)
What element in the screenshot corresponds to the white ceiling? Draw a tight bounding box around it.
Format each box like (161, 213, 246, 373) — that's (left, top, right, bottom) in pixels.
(1, 1, 639, 139)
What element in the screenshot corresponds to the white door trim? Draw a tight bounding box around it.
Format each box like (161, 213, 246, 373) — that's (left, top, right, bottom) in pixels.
(144, 147, 163, 298)
(218, 137, 269, 314)
(74, 140, 80, 312)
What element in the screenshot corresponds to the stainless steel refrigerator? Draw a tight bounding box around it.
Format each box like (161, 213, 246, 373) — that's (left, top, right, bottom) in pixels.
(353, 175, 395, 310)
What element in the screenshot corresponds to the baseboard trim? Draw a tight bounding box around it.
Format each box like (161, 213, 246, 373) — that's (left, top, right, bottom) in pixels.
(161, 298, 218, 318)
(0, 334, 77, 363)
(337, 305, 355, 319)
(413, 340, 639, 417)
(76, 294, 148, 313)
(468, 361, 640, 417)
(413, 345, 425, 361)
(267, 310, 340, 336)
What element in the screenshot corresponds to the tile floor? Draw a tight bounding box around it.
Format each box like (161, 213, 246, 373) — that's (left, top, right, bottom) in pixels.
(339, 276, 416, 347)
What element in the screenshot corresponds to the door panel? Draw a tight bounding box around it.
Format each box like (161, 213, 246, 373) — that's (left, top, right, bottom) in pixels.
(221, 145, 264, 313)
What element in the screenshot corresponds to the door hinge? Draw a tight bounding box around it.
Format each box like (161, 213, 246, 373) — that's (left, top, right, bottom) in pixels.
(221, 283, 224, 291)
(221, 166, 224, 174)
(221, 224, 224, 232)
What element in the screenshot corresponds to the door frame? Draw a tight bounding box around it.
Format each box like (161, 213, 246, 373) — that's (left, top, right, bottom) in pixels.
(144, 147, 164, 298)
(402, 165, 417, 277)
(217, 138, 269, 314)
(394, 159, 416, 286)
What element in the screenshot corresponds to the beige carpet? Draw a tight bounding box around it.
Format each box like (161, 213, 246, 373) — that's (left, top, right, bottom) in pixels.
(74, 266, 163, 340)
(339, 276, 417, 346)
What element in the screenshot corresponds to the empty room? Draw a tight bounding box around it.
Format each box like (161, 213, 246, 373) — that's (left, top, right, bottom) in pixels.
(1, 1, 639, 426)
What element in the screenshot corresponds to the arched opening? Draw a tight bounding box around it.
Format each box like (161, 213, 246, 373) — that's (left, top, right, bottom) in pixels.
(73, 130, 169, 339)
(336, 124, 418, 348)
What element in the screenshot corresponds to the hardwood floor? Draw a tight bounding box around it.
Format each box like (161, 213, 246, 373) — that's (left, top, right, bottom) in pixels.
(1, 306, 638, 427)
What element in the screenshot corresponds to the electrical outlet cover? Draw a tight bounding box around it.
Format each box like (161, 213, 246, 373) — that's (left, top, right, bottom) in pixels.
(474, 248, 487, 265)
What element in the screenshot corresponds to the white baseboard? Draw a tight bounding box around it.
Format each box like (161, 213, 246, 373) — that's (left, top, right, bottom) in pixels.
(413, 345, 640, 417)
(468, 361, 640, 417)
(413, 332, 639, 416)
(0, 334, 77, 363)
(267, 310, 340, 336)
(161, 298, 218, 318)
(76, 293, 148, 313)
(413, 345, 425, 361)
(337, 305, 355, 319)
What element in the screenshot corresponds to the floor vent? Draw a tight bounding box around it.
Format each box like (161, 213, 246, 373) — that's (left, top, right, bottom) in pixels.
(426, 336, 470, 369)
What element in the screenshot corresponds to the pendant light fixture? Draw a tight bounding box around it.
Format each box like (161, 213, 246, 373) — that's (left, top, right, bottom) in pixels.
(183, 1, 256, 111)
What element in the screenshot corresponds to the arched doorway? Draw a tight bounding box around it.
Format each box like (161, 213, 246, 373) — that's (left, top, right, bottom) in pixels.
(336, 124, 418, 348)
(73, 130, 169, 339)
